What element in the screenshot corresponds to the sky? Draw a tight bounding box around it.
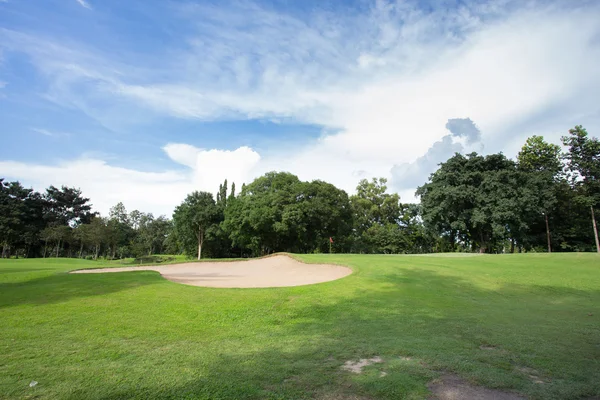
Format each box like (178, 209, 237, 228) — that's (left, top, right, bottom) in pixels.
(1, 0, 599, 217)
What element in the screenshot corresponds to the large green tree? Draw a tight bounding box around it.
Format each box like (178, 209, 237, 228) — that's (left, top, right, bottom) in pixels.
(223, 172, 353, 255)
(0, 180, 46, 258)
(43, 185, 94, 226)
(562, 125, 600, 253)
(173, 191, 221, 259)
(417, 153, 537, 253)
(517, 135, 563, 252)
(350, 178, 402, 253)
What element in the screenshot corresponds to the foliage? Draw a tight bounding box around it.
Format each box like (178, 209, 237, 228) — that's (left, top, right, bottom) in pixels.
(173, 191, 221, 259)
(417, 153, 539, 253)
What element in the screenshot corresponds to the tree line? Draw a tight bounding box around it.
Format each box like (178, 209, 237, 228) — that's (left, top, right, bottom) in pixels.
(418, 126, 600, 253)
(1, 125, 598, 259)
(0, 184, 173, 260)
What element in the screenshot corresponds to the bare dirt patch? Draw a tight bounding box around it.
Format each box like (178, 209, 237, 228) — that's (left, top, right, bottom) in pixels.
(71, 255, 352, 288)
(341, 357, 383, 374)
(516, 366, 547, 384)
(428, 374, 524, 400)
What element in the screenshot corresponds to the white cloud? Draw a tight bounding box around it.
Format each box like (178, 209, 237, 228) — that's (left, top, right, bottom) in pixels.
(0, 145, 262, 216)
(0, 158, 188, 217)
(30, 128, 70, 137)
(163, 143, 201, 169)
(164, 143, 262, 194)
(1, 1, 600, 212)
(75, 0, 91, 9)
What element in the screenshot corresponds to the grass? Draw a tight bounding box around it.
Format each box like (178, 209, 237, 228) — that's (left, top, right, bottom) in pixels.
(1, 253, 599, 399)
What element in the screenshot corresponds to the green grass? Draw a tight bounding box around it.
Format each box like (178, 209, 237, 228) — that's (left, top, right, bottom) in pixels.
(1, 253, 599, 399)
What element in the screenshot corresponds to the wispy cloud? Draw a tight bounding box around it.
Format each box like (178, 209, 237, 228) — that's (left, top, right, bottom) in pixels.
(1, 0, 600, 213)
(75, 0, 91, 9)
(30, 128, 70, 137)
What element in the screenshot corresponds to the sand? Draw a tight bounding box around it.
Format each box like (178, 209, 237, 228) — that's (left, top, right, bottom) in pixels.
(71, 255, 352, 288)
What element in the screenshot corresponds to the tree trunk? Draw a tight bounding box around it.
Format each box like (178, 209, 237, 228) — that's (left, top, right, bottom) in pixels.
(592, 205, 600, 254)
(510, 239, 515, 254)
(79, 242, 84, 258)
(545, 213, 552, 253)
(197, 228, 203, 261)
(478, 231, 486, 254)
(55, 239, 61, 258)
(94, 244, 100, 260)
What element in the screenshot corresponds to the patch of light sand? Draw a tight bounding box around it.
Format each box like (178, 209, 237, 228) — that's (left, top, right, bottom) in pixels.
(71, 255, 352, 288)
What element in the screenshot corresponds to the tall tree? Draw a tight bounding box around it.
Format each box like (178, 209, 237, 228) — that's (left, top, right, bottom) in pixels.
(417, 153, 537, 253)
(0, 181, 45, 258)
(220, 179, 228, 208)
(350, 178, 404, 253)
(517, 135, 563, 252)
(562, 125, 600, 252)
(223, 172, 303, 255)
(281, 180, 353, 253)
(88, 217, 108, 260)
(229, 182, 236, 201)
(44, 186, 94, 226)
(106, 202, 134, 259)
(173, 191, 220, 259)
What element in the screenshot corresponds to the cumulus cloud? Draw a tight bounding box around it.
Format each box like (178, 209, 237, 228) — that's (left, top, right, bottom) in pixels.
(390, 117, 483, 191)
(163, 143, 201, 169)
(1, 0, 600, 211)
(445, 118, 481, 144)
(167, 145, 262, 194)
(0, 158, 189, 217)
(0, 145, 262, 216)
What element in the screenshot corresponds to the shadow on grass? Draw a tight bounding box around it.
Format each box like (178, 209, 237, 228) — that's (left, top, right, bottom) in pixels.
(0, 271, 163, 309)
(20, 269, 597, 400)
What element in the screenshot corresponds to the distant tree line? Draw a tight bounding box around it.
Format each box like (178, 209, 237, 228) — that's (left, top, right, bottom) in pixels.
(0, 184, 173, 259)
(1, 125, 598, 259)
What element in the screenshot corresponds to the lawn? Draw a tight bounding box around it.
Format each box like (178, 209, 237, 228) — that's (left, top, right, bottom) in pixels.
(1, 254, 599, 399)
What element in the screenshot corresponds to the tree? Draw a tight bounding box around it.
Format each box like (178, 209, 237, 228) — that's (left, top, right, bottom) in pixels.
(173, 192, 220, 260)
(223, 172, 301, 255)
(87, 217, 107, 260)
(40, 225, 71, 257)
(350, 178, 404, 253)
(281, 180, 353, 253)
(0, 181, 45, 258)
(44, 186, 94, 226)
(229, 182, 236, 201)
(106, 202, 134, 258)
(134, 214, 172, 256)
(220, 179, 228, 208)
(517, 135, 563, 252)
(417, 153, 537, 253)
(562, 125, 600, 253)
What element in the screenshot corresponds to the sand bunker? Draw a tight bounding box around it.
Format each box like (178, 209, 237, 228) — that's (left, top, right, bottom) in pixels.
(71, 255, 352, 288)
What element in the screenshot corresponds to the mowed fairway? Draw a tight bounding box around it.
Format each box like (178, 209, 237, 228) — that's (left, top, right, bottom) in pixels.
(1, 254, 599, 400)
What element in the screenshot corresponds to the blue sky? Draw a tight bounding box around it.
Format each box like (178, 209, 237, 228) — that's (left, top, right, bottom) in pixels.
(1, 0, 600, 216)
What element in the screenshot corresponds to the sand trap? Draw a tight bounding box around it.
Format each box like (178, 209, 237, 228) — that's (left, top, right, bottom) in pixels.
(71, 255, 352, 288)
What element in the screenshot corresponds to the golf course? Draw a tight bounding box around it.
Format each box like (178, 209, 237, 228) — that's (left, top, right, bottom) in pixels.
(1, 253, 598, 399)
